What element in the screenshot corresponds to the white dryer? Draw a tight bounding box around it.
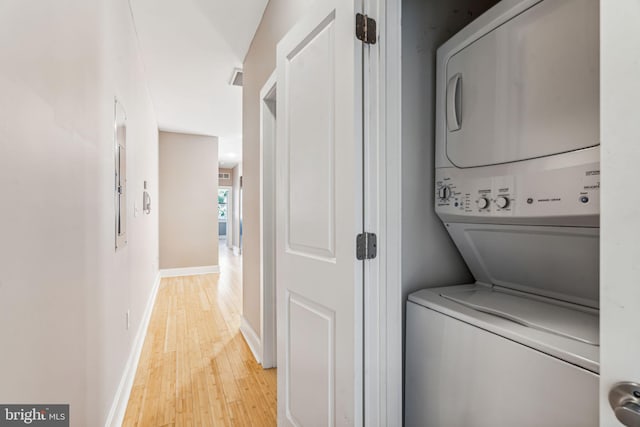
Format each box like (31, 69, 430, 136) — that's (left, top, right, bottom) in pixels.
(405, 0, 600, 425)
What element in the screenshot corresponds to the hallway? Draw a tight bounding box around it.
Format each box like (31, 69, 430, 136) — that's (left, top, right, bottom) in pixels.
(123, 245, 276, 426)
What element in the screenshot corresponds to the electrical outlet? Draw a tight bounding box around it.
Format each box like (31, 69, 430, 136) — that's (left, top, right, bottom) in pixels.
(126, 310, 130, 330)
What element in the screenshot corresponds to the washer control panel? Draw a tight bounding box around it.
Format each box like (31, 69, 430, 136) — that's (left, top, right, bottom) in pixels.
(435, 161, 599, 225)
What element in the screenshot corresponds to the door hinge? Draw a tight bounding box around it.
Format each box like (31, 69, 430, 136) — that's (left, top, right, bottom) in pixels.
(356, 232, 377, 260)
(356, 13, 377, 45)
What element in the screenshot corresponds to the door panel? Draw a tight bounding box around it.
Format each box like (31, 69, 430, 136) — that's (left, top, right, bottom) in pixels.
(286, 15, 336, 260)
(276, 0, 362, 425)
(446, 0, 599, 168)
(287, 292, 335, 426)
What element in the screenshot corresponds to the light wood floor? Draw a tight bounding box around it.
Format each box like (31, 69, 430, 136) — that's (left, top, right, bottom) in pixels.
(123, 242, 277, 427)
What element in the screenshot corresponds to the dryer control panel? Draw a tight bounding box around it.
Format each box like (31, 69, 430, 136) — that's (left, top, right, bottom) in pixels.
(435, 155, 600, 227)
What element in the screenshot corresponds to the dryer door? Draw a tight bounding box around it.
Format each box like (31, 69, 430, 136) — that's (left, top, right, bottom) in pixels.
(445, 0, 599, 168)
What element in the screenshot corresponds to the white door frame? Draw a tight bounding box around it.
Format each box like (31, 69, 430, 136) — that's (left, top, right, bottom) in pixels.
(259, 71, 278, 369)
(363, 0, 403, 425)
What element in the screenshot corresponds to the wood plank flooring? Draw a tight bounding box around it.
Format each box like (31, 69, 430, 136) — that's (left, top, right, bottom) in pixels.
(123, 243, 276, 427)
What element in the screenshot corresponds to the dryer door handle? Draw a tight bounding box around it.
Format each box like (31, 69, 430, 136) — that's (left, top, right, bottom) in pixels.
(447, 73, 462, 132)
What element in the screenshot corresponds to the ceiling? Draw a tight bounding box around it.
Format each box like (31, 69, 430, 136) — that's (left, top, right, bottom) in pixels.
(130, 0, 268, 167)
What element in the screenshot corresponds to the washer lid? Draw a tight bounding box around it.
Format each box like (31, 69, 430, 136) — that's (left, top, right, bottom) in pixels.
(408, 284, 600, 373)
(440, 286, 598, 346)
(445, 223, 600, 309)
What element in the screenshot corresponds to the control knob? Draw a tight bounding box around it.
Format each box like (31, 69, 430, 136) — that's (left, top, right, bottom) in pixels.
(438, 186, 451, 201)
(477, 197, 490, 209)
(496, 196, 510, 209)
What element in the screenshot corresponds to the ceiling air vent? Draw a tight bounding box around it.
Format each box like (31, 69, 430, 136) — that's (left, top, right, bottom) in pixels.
(219, 172, 231, 180)
(230, 68, 243, 87)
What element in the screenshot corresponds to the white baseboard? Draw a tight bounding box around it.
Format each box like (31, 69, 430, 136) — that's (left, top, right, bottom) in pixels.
(105, 272, 161, 427)
(233, 246, 241, 256)
(159, 265, 220, 278)
(240, 316, 262, 364)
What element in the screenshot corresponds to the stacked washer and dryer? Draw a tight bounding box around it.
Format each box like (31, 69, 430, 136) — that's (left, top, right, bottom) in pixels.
(405, 0, 600, 426)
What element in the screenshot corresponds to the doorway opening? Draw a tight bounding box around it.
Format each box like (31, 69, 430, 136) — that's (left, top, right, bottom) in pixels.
(218, 187, 231, 244)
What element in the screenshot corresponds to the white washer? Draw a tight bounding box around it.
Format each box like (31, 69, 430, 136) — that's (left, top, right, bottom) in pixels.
(406, 0, 600, 425)
(405, 284, 599, 427)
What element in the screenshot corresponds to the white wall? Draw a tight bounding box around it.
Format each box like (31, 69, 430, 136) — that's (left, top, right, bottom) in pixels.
(0, 0, 159, 425)
(159, 131, 219, 269)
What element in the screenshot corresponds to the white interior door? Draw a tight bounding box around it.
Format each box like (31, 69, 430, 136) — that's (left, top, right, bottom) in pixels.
(276, 0, 363, 425)
(600, 1, 640, 426)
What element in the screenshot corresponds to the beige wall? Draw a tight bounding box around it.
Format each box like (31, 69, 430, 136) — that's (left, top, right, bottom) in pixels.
(0, 0, 159, 424)
(159, 131, 219, 269)
(242, 0, 316, 334)
(219, 167, 233, 187)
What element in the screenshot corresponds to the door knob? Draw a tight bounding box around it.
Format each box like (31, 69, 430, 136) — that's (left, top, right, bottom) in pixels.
(609, 382, 640, 427)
